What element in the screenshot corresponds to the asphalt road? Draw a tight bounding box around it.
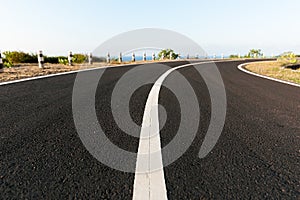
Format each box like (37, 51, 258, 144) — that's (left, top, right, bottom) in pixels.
(0, 60, 299, 199)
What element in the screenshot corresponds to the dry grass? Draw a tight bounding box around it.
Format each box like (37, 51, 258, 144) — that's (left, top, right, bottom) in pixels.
(245, 61, 300, 84)
(0, 63, 117, 82)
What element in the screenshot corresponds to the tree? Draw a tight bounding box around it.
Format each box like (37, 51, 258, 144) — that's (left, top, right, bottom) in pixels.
(158, 49, 179, 60)
(246, 49, 263, 58)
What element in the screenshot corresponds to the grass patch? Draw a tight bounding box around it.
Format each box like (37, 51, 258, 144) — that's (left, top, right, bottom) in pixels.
(245, 61, 300, 84)
(0, 63, 111, 82)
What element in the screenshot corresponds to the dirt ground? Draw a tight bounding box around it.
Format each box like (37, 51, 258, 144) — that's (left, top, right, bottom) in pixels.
(0, 63, 116, 82)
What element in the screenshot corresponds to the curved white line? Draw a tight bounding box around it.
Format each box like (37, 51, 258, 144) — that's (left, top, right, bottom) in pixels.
(133, 61, 215, 200)
(133, 60, 299, 200)
(133, 59, 246, 199)
(238, 62, 300, 88)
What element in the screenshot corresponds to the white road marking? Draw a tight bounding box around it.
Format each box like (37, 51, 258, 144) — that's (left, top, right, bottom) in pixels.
(133, 62, 207, 200)
(133, 59, 242, 199)
(0, 59, 252, 198)
(238, 62, 300, 88)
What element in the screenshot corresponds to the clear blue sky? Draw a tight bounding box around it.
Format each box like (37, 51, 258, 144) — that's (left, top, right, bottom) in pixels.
(1, 0, 300, 56)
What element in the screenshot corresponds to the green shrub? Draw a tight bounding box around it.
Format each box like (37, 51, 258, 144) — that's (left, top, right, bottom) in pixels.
(3, 51, 37, 64)
(278, 52, 298, 64)
(73, 54, 87, 64)
(58, 56, 69, 65)
(44, 56, 59, 64)
(2, 58, 13, 68)
(229, 54, 239, 58)
(1, 51, 92, 66)
(57, 54, 87, 65)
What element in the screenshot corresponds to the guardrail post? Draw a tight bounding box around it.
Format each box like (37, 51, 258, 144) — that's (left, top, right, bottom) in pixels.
(107, 53, 110, 63)
(119, 52, 122, 63)
(68, 51, 73, 66)
(88, 53, 93, 65)
(152, 53, 156, 61)
(0, 51, 3, 72)
(143, 52, 146, 61)
(132, 53, 136, 62)
(38, 50, 44, 69)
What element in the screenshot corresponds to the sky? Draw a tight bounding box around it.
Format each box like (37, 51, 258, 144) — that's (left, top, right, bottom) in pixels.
(1, 0, 300, 56)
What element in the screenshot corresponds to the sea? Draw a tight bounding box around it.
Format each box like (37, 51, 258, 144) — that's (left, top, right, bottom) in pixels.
(120, 55, 229, 62)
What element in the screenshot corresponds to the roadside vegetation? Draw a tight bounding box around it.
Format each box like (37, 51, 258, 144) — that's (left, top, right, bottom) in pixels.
(2, 51, 88, 68)
(245, 52, 300, 84)
(0, 51, 107, 82)
(1, 49, 300, 85)
(0, 49, 180, 82)
(230, 49, 265, 59)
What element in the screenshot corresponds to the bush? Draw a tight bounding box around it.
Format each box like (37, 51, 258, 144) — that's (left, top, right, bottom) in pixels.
(73, 54, 87, 64)
(44, 56, 59, 64)
(229, 54, 240, 58)
(2, 58, 13, 68)
(58, 56, 69, 65)
(3, 51, 37, 64)
(56, 54, 87, 65)
(278, 52, 298, 65)
(2, 51, 91, 66)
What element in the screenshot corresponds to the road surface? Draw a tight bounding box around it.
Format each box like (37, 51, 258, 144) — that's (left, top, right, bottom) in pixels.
(1, 60, 299, 199)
